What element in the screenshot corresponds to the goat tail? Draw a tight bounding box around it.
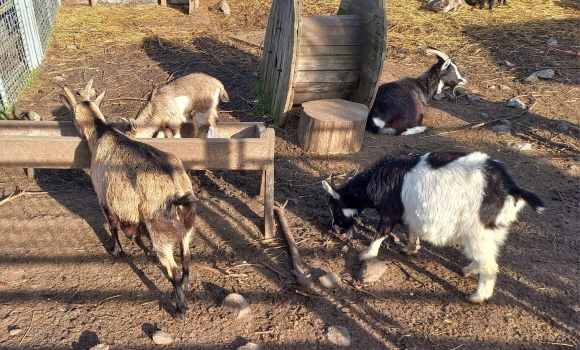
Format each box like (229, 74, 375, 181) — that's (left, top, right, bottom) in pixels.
(219, 87, 230, 103)
(518, 189, 545, 214)
(170, 192, 197, 228)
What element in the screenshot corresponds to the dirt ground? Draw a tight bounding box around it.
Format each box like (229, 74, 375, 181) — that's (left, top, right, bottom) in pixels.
(1, 0, 579, 349)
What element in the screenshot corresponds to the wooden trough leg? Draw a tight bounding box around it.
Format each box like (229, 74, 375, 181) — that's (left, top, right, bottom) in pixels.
(189, 0, 199, 13)
(160, 0, 167, 6)
(260, 128, 276, 239)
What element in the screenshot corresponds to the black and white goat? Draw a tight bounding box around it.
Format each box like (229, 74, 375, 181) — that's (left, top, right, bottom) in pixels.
(467, 0, 507, 9)
(322, 151, 544, 303)
(366, 48, 467, 136)
(60, 80, 197, 319)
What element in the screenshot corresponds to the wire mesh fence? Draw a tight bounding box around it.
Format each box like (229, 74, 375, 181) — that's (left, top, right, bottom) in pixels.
(0, 0, 60, 110)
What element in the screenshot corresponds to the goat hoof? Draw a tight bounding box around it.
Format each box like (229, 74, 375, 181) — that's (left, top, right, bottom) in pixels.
(111, 247, 125, 257)
(359, 251, 375, 261)
(174, 309, 186, 320)
(400, 248, 418, 256)
(182, 277, 191, 290)
(468, 293, 487, 303)
(146, 250, 157, 257)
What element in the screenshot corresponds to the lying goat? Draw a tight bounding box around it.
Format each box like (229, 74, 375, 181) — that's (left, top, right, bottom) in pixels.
(322, 151, 544, 303)
(426, 0, 466, 12)
(366, 48, 466, 135)
(60, 80, 197, 319)
(124, 72, 229, 138)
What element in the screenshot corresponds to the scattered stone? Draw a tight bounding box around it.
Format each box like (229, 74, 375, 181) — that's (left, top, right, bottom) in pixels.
(553, 121, 572, 132)
(53, 75, 65, 83)
(498, 84, 511, 90)
(504, 60, 515, 67)
(467, 94, 481, 101)
(524, 74, 539, 83)
(547, 37, 558, 46)
(506, 98, 525, 109)
(152, 330, 173, 345)
(490, 124, 511, 134)
(327, 325, 351, 347)
(223, 293, 250, 318)
(251, 71, 259, 77)
(453, 87, 466, 95)
(27, 110, 42, 121)
(480, 112, 490, 119)
(358, 258, 388, 283)
(212, 0, 230, 15)
(319, 272, 342, 289)
(237, 342, 261, 350)
(569, 165, 578, 172)
(489, 85, 496, 89)
(534, 69, 555, 79)
(8, 327, 23, 336)
(66, 45, 78, 49)
(574, 156, 580, 162)
(433, 93, 445, 101)
(497, 119, 511, 127)
(341, 245, 349, 254)
(501, 141, 532, 151)
(89, 344, 110, 350)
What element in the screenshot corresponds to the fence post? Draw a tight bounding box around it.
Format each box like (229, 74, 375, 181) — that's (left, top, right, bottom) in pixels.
(14, 0, 44, 70)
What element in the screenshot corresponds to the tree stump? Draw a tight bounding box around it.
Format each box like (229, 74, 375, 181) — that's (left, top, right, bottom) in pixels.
(298, 99, 368, 154)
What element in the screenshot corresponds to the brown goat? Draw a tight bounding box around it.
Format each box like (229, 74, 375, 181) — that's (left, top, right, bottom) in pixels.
(123, 73, 229, 138)
(59, 80, 197, 319)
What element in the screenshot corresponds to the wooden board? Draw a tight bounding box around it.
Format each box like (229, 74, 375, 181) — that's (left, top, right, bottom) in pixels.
(295, 70, 359, 83)
(297, 56, 362, 71)
(297, 99, 368, 154)
(293, 91, 354, 105)
(294, 81, 357, 93)
(298, 45, 362, 57)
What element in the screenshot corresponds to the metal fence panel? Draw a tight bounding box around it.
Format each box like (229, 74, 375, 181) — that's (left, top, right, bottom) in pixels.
(0, 0, 60, 108)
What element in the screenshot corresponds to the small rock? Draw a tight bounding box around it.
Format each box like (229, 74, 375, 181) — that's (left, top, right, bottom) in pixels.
(89, 344, 110, 350)
(467, 94, 481, 101)
(552, 120, 572, 132)
(212, 0, 230, 15)
(504, 60, 515, 67)
(327, 325, 351, 347)
(524, 74, 539, 83)
(238, 342, 261, 350)
(66, 45, 78, 49)
(569, 165, 578, 171)
(497, 119, 511, 127)
(27, 110, 42, 121)
(574, 156, 580, 162)
(501, 141, 532, 151)
(358, 258, 388, 283)
(490, 124, 511, 134)
(453, 87, 466, 96)
(53, 75, 65, 83)
(319, 272, 342, 289)
(534, 69, 555, 79)
(433, 93, 445, 101)
(9, 327, 23, 336)
(498, 84, 511, 90)
(251, 72, 259, 77)
(341, 245, 349, 254)
(506, 98, 525, 109)
(223, 293, 250, 318)
(547, 37, 558, 46)
(152, 330, 173, 345)
(480, 112, 490, 119)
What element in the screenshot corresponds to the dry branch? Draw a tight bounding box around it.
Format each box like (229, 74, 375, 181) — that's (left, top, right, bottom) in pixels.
(0, 189, 27, 206)
(470, 101, 537, 129)
(275, 201, 311, 287)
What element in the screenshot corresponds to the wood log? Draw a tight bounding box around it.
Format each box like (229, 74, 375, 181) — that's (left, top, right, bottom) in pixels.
(298, 99, 368, 154)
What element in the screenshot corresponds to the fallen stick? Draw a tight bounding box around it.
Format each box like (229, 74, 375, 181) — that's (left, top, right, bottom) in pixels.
(275, 201, 311, 287)
(470, 101, 536, 129)
(0, 189, 27, 207)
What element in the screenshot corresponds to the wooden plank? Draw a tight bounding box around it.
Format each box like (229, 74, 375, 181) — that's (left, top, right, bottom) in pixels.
(339, 0, 386, 37)
(294, 81, 357, 93)
(297, 56, 362, 71)
(301, 20, 361, 36)
(300, 34, 363, 46)
(298, 45, 362, 57)
(0, 136, 271, 170)
(293, 91, 354, 105)
(0, 121, 262, 139)
(295, 70, 359, 83)
(301, 15, 360, 27)
(261, 128, 275, 238)
(231, 30, 266, 49)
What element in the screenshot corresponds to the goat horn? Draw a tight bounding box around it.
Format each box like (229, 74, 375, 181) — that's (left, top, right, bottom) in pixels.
(63, 86, 77, 106)
(340, 169, 356, 186)
(425, 47, 450, 61)
(82, 79, 94, 101)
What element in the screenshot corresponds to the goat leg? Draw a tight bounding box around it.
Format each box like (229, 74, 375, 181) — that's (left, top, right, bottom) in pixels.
(101, 205, 124, 256)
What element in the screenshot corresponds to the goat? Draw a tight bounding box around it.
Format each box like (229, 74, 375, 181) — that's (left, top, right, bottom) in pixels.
(426, 0, 466, 12)
(123, 72, 229, 139)
(322, 151, 544, 303)
(467, 0, 507, 9)
(366, 48, 467, 136)
(59, 80, 197, 319)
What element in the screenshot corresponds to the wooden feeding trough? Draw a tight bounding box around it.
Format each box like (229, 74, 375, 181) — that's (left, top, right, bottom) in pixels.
(0, 121, 275, 238)
(260, 0, 386, 127)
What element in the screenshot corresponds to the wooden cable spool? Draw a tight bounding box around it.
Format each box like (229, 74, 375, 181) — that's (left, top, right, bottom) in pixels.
(260, 0, 386, 127)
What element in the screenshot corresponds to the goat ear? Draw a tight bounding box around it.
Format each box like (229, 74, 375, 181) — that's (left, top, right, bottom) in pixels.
(322, 180, 340, 200)
(95, 90, 106, 107)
